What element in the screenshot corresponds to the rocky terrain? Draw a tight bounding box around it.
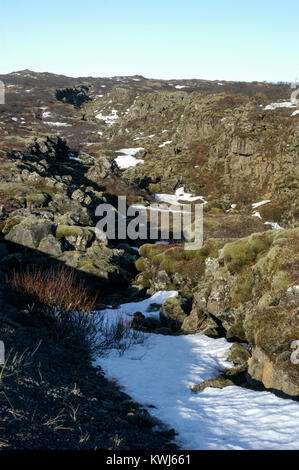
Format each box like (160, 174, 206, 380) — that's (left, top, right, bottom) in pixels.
(0, 70, 298, 449)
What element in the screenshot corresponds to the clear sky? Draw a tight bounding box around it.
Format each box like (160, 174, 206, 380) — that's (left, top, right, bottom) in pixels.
(1, 0, 298, 82)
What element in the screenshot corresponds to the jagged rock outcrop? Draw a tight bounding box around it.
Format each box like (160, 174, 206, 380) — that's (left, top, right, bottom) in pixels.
(135, 229, 299, 396)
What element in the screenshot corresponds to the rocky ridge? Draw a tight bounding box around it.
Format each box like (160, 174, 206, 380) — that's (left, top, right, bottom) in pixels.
(0, 70, 298, 414)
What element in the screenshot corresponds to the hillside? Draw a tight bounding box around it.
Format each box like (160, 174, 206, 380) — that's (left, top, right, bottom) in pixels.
(0, 70, 298, 449)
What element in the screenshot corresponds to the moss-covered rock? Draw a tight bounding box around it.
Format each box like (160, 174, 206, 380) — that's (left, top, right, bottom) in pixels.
(5, 216, 54, 249)
(38, 234, 62, 257)
(192, 377, 234, 393)
(160, 296, 188, 331)
(228, 343, 251, 365)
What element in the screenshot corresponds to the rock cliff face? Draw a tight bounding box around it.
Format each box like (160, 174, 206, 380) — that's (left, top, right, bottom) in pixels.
(135, 229, 299, 396)
(0, 70, 298, 396)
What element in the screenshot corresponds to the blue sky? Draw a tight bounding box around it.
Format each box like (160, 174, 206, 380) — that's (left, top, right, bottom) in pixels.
(1, 0, 298, 81)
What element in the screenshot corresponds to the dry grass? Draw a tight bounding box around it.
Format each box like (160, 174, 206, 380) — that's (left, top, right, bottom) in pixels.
(6, 266, 100, 356)
(5, 266, 143, 358)
(7, 265, 98, 315)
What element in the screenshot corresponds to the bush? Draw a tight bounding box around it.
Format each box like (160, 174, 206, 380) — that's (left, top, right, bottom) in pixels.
(98, 313, 145, 357)
(6, 266, 144, 359)
(6, 266, 99, 357)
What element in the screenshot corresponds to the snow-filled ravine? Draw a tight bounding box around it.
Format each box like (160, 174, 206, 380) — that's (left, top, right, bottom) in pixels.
(94, 292, 299, 450)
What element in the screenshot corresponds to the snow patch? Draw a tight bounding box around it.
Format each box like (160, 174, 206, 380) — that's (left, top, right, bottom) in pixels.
(252, 200, 270, 209)
(115, 148, 144, 169)
(265, 221, 284, 230)
(44, 121, 71, 127)
(155, 187, 207, 205)
(69, 157, 82, 163)
(96, 291, 178, 323)
(264, 101, 295, 110)
(158, 140, 173, 148)
(96, 331, 299, 449)
(95, 109, 119, 126)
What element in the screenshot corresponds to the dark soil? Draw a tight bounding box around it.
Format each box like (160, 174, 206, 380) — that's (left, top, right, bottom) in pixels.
(0, 311, 178, 450)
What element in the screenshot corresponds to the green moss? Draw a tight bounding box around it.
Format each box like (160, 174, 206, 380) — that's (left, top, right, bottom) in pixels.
(228, 343, 251, 365)
(25, 192, 49, 208)
(135, 272, 151, 288)
(224, 232, 274, 273)
(257, 292, 272, 309)
(135, 257, 147, 272)
(56, 225, 94, 241)
(139, 243, 165, 258)
(271, 270, 292, 292)
(231, 267, 254, 305)
(226, 323, 246, 341)
(1, 215, 25, 234)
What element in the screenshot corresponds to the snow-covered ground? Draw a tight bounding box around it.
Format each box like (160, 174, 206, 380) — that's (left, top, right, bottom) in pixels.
(95, 293, 299, 450)
(44, 121, 71, 127)
(69, 154, 82, 163)
(158, 140, 173, 148)
(115, 147, 144, 169)
(265, 221, 284, 230)
(95, 109, 119, 126)
(98, 290, 178, 322)
(252, 200, 270, 209)
(264, 101, 296, 110)
(251, 200, 284, 229)
(155, 186, 207, 205)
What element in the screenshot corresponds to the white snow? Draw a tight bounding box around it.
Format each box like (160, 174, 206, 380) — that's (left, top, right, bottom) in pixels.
(131, 204, 191, 214)
(95, 109, 119, 126)
(158, 140, 173, 148)
(265, 221, 284, 230)
(44, 121, 71, 127)
(291, 109, 299, 116)
(97, 291, 178, 323)
(264, 101, 296, 110)
(79, 150, 90, 157)
(155, 187, 207, 205)
(94, 290, 299, 450)
(115, 148, 145, 169)
(69, 154, 82, 163)
(175, 85, 188, 89)
(134, 134, 155, 140)
(252, 211, 262, 219)
(252, 200, 271, 209)
(42, 111, 52, 119)
(11, 117, 18, 122)
(96, 328, 299, 450)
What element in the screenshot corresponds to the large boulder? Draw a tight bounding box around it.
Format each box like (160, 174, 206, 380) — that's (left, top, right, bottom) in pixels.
(38, 235, 62, 257)
(5, 216, 54, 249)
(160, 296, 188, 331)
